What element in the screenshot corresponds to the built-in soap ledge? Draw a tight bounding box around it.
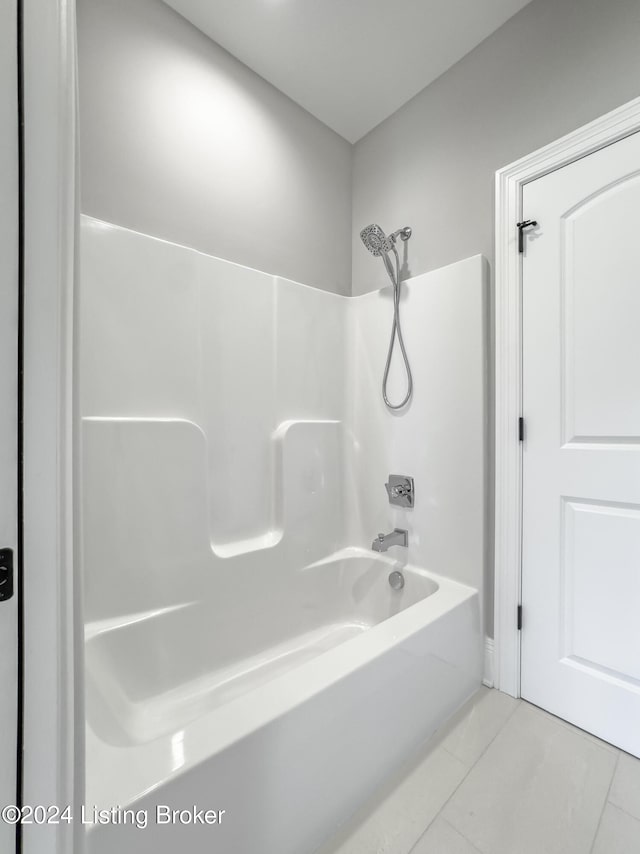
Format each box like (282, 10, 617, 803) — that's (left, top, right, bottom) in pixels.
(213, 530, 281, 559)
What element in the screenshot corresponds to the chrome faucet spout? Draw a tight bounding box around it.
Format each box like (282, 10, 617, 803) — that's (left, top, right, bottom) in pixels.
(371, 528, 408, 553)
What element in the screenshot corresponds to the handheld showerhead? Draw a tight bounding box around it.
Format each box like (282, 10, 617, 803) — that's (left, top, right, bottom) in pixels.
(360, 223, 393, 257)
(360, 223, 412, 256)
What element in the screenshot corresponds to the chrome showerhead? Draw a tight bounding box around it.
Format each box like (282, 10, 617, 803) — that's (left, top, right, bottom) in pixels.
(360, 224, 394, 257)
(360, 223, 412, 256)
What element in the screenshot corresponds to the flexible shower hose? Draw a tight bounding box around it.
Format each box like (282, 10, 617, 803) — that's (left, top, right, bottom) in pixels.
(381, 245, 413, 410)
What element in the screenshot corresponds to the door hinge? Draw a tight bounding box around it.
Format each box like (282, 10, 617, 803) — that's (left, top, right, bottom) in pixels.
(0, 548, 14, 602)
(517, 604, 522, 631)
(518, 417, 524, 442)
(516, 219, 537, 253)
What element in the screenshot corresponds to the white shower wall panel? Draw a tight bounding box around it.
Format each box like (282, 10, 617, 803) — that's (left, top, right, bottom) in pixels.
(80, 216, 349, 623)
(80, 216, 486, 623)
(347, 256, 488, 618)
(275, 276, 348, 420)
(80, 219, 203, 420)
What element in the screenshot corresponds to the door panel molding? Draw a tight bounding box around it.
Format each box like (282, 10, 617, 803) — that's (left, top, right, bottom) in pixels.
(494, 95, 640, 697)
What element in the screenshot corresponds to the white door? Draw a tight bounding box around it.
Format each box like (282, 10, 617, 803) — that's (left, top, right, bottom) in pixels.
(521, 129, 640, 756)
(0, 0, 20, 848)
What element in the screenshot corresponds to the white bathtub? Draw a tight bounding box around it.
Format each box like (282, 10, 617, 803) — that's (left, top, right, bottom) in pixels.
(85, 548, 481, 854)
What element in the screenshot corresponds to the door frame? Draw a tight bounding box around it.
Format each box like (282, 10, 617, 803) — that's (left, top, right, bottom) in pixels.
(494, 94, 640, 698)
(20, 1, 80, 852)
(1, 2, 21, 850)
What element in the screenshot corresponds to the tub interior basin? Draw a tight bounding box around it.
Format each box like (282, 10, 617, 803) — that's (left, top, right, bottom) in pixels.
(85, 551, 438, 745)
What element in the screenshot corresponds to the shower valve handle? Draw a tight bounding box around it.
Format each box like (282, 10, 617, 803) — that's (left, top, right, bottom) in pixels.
(385, 475, 414, 508)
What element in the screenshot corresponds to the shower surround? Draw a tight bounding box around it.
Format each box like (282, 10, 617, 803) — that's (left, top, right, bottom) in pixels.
(80, 216, 486, 854)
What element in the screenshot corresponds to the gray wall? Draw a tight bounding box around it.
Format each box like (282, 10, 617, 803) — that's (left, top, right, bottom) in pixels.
(352, 0, 640, 635)
(352, 0, 640, 294)
(77, 0, 352, 295)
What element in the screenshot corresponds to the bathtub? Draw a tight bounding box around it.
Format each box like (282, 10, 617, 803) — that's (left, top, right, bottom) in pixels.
(85, 548, 481, 854)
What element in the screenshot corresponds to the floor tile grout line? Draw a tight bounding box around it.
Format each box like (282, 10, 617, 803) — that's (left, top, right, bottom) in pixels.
(407, 814, 485, 854)
(442, 694, 522, 770)
(604, 799, 640, 824)
(588, 750, 619, 854)
(441, 816, 485, 854)
(409, 696, 522, 853)
(405, 751, 475, 853)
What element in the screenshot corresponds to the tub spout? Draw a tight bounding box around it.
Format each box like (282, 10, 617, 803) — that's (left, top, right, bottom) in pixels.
(372, 529, 408, 552)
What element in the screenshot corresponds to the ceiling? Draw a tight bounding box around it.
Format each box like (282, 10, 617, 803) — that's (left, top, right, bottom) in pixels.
(163, 0, 532, 143)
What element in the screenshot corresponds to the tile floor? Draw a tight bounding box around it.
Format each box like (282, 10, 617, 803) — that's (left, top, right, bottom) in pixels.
(319, 687, 640, 854)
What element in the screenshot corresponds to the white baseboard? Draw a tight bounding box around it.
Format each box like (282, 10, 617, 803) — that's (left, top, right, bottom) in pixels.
(483, 636, 495, 688)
